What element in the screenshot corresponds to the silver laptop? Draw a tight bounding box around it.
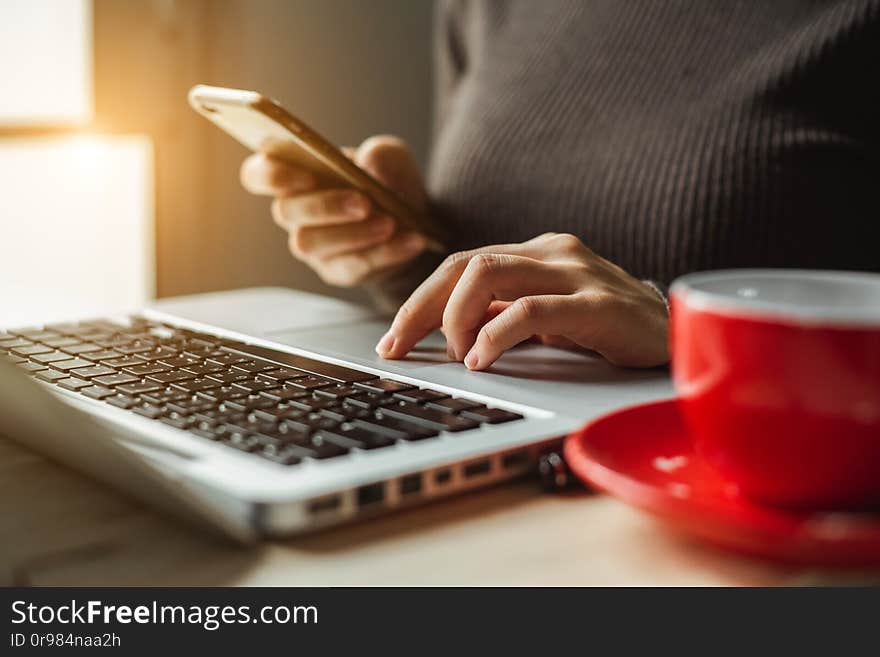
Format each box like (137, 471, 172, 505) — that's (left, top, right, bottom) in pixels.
(0, 287, 671, 540)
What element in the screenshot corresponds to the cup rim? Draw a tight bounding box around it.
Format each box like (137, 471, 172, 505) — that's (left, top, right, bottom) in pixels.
(670, 269, 880, 327)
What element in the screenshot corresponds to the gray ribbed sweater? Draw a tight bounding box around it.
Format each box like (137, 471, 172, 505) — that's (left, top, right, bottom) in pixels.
(374, 0, 880, 309)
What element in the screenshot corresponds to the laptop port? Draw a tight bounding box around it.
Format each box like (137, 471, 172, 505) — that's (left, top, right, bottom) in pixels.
(307, 494, 341, 515)
(400, 474, 422, 497)
(357, 482, 384, 507)
(502, 450, 530, 470)
(434, 468, 452, 486)
(463, 459, 491, 479)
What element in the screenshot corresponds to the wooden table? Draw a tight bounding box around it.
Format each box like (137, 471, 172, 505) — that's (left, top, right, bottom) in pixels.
(6, 433, 877, 587)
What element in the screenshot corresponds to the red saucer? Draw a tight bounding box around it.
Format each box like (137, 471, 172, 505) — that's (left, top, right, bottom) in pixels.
(564, 399, 880, 566)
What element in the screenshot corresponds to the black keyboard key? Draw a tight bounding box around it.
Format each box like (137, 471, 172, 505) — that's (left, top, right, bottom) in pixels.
(41, 336, 82, 348)
(258, 388, 309, 403)
(287, 395, 338, 412)
(304, 436, 349, 459)
(160, 413, 195, 430)
(392, 389, 450, 404)
(71, 365, 116, 379)
(285, 375, 334, 391)
(251, 407, 300, 423)
(141, 389, 189, 404)
(318, 405, 354, 422)
(132, 403, 166, 419)
(81, 385, 115, 400)
(221, 431, 262, 453)
(60, 343, 103, 355)
(94, 372, 140, 387)
(105, 394, 139, 409)
(342, 392, 395, 409)
(181, 363, 223, 376)
(323, 425, 397, 450)
(314, 383, 361, 399)
(221, 395, 275, 412)
(231, 360, 277, 374)
(221, 343, 377, 383)
(205, 370, 251, 384)
(352, 415, 437, 441)
(354, 379, 416, 394)
(205, 353, 249, 367)
(255, 368, 307, 382)
(36, 369, 68, 383)
(57, 377, 92, 392)
(170, 377, 222, 393)
(380, 402, 479, 432)
(32, 351, 75, 364)
(122, 362, 171, 377)
(8, 329, 57, 340)
(231, 379, 279, 394)
(196, 388, 247, 404)
(146, 370, 196, 384)
(260, 445, 306, 465)
(165, 398, 215, 414)
(461, 407, 524, 424)
(281, 414, 336, 435)
(191, 409, 240, 425)
(49, 358, 96, 372)
(103, 355, 149, 368)
(425, 398, 485, 413)
(1, 338, 34, 349)
(116, 380, 164, 396)
(159, 355, 201, 368)
(80, 349, 123, 362)
(11, 344, 52, 356)
(135, 346, 180, 361)
(115, 341, 156, 355)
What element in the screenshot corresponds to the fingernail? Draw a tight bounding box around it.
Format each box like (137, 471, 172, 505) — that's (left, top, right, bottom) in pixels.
(375, 331, 396, 356)
(345, 193, 369, 219)
(464, 351, 479, 370)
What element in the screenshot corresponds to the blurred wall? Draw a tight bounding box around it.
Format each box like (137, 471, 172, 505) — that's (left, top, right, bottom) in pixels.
(94, 0, 434, 301)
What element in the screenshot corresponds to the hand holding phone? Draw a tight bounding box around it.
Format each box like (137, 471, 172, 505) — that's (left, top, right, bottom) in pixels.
(242, 137, 434, 287)
(189, 85, 445, 287)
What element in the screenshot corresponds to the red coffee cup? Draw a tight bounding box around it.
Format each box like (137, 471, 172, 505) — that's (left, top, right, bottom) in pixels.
(670, 270, 880, 509)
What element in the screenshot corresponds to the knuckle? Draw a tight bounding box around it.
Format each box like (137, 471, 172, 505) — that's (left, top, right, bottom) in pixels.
(439, 250, 473, 275)
(466, 252, 502, 279)
(553, 232, 585, 252)
(513, 295, 542, 321)
(479, 321, 503, 348)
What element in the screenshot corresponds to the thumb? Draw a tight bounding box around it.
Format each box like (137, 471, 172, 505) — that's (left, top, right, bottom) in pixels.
(353, 135, 426, 210)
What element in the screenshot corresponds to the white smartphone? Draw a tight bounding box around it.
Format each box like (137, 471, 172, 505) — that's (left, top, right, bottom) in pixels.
(189, 85, 445, 251)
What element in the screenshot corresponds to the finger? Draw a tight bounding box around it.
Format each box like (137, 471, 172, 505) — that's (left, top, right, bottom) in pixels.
(355, 135, 426, 208)
(376, 244, 529, 359)
(464, 295, 582, 371)
(442, 254, 578, 360)
(240, 153, 316, 196)
(272, 189, 371, 228)
(317, 231, 427, 288)
(290, 215, 396, 259)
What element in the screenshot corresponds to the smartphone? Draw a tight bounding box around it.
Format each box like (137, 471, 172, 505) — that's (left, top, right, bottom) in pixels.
(188, 84, 445, 250)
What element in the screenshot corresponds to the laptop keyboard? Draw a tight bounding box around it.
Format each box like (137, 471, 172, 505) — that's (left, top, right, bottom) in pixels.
(1, 317, 523, 466)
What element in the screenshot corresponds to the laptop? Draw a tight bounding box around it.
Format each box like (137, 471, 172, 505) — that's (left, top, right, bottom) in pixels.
(0, 287, 672, 540)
